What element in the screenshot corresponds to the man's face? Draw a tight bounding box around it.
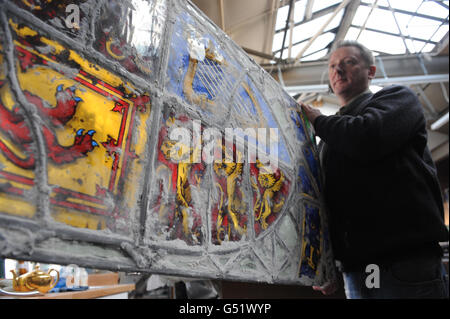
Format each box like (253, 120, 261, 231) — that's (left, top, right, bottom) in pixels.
(328, 46, 375, 103)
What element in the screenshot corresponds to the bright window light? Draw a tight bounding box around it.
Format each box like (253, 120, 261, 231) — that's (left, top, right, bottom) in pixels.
(292, 11, 343, 44)
(421, 42, 437, 53)
(301, 49, 328, 62)
(362, 0, 389, 7)
(275, 5, 289, 31)
(352, 6, 373, 27)
(418, 1, 450, 19)
(292, 16, 328, 43)
(431, 25, 449, 42)
(345, 26, 362, 40)
(272, 0, 449, 61)
(405, 38, 427, 53)
(293, 1, 307, 24)
(353, 29, 407, 54)
(370, 85, 384, 93)
(388, 0, 422, 13)
(290, 41, 308, 58)
(303, 32, 335, 56)
(312, 0, 342, 13)
(272, 30, 287, 52)
(406, 16, 443, 40)
(365, 8, 400, 35)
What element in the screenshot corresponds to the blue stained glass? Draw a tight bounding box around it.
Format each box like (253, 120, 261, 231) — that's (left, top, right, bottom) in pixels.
(299, 203, 322, 279)
(303, 146, 321, 191)
(298, 165, 317, 199)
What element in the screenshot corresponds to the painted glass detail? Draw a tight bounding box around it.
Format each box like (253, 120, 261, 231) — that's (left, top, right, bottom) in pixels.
(0, 0, 336, 287)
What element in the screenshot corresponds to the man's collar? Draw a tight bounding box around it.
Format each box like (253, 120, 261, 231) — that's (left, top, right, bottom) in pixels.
(338, 89, 372, 115)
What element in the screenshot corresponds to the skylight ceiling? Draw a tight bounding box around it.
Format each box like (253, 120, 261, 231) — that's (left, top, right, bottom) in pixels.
(272, 0, 449, 63)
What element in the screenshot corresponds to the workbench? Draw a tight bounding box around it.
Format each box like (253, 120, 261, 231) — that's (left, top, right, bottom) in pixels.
(0, 272, 135, 299)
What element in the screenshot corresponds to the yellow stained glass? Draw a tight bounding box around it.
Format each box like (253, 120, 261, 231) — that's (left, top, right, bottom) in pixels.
(0, 21, 151, 231)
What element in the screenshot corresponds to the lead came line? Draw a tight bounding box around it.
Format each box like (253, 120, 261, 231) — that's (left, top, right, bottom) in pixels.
(196, 63, 218, 101)
(207, 58, 257, 119)
(196, 62, 221, 100)
(202, 58, 253, 116)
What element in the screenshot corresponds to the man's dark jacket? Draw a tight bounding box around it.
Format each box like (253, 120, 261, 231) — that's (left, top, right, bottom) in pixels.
(314, 85, 449, 270)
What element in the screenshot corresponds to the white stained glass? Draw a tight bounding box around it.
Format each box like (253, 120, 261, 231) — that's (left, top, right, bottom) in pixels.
(130, 0, 166, 57)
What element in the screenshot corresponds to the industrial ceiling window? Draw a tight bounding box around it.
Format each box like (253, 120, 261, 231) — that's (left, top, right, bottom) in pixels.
(272, 0, 449, 63)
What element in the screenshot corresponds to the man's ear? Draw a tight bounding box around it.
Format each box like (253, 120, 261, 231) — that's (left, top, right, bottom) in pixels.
(368, 65, 376, 80)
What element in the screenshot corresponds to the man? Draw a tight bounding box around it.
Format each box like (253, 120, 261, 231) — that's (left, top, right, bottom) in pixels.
(300, 40, 449, 299)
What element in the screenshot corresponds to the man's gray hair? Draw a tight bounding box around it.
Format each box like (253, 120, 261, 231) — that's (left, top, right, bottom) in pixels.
(333, 40, 375, 67)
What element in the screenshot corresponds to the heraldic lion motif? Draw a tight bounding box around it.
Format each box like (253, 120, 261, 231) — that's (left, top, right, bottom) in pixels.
(0, 80, 98, 169)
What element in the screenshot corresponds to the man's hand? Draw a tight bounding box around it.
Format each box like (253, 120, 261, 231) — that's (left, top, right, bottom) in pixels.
(312, 281, 338, 296)
(298, 101, 322, 125)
